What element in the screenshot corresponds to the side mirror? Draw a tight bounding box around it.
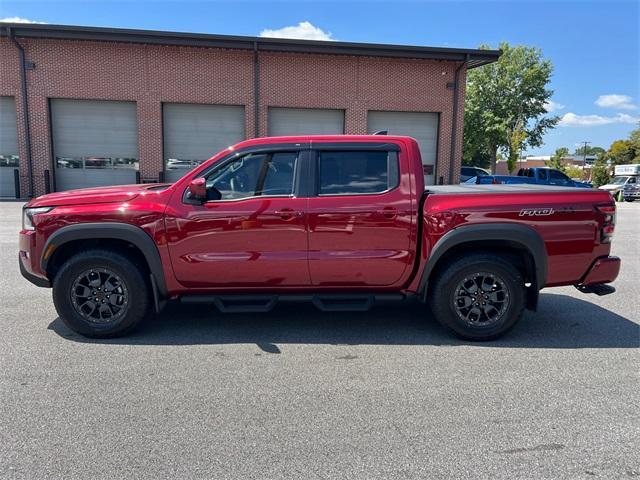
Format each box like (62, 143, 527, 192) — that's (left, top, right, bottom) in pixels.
(188, 177, 207, 201)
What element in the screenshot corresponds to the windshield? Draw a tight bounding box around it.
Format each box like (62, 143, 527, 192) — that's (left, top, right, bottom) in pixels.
(611, 176, 629, 185)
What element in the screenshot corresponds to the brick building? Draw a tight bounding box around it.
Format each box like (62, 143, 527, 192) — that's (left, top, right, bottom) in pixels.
(0, 22, 499, 198)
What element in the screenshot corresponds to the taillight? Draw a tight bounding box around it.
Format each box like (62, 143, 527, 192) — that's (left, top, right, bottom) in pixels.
(596, 204, 616, 243)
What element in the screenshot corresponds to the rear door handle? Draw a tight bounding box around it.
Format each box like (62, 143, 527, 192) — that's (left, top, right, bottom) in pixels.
(275, 208, 303, 220)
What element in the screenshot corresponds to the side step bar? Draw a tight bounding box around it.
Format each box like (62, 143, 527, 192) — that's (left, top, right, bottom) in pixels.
(575, 284, 616, 296)
(180, 293, 406, 313)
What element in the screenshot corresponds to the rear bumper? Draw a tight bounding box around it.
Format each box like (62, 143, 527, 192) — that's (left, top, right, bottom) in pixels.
(579, 256, 621, 286)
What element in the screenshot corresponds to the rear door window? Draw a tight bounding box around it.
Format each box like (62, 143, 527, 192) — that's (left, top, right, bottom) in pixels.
(549, 170, 569, 181)
(317, 150, 399, 195)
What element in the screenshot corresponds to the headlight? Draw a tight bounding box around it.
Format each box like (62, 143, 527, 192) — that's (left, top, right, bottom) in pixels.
(22, 207, 54, 231)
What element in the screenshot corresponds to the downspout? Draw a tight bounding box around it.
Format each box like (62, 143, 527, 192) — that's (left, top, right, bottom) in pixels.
(253, 41, 260, 138)
(448, 54, 469, 185)
(7, 27, 34, 198)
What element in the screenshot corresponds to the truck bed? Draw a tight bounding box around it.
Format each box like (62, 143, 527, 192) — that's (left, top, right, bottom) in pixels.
(426, 184, 597, 194)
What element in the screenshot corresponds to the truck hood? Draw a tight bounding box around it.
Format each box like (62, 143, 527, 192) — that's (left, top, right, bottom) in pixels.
(598, 184, 621, 191)
(27, 183, 171, 207)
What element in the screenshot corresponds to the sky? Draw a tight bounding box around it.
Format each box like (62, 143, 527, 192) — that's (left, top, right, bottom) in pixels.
(1, 0, 638, 156)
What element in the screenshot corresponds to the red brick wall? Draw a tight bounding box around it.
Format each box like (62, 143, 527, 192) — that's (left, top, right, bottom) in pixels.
(0, 37, 466, 197)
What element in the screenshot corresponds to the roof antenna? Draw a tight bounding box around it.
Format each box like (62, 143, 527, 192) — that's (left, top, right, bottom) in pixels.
(373, 130, 388, 135)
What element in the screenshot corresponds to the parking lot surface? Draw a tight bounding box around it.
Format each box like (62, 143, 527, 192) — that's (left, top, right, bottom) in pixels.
(1, 201, 638, 479)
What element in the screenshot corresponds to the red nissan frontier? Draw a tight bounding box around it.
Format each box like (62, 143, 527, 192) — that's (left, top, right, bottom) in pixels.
(19, 135, 621, 340)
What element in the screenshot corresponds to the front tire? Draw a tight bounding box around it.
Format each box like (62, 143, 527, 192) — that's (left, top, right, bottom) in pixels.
(428, 253, 526, 341)
(52, 249, 150, 338)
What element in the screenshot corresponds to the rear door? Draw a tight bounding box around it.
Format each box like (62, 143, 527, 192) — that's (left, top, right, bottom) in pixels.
(306, 143, 416, 287)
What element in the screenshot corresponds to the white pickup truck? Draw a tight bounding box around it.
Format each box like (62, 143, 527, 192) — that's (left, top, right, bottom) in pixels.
(599, 164, 640, 202)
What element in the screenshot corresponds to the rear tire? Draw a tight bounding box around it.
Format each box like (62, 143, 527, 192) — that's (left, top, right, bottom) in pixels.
(52, 249, 150, 338)
(428, 253, 526, 341)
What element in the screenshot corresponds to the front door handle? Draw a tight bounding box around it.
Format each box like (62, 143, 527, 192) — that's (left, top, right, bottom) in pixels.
(275, 208, 303, 220)
(376, 207, 397, 219)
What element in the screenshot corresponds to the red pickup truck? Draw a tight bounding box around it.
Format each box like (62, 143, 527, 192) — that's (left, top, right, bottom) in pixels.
(19, 135, 620, 340)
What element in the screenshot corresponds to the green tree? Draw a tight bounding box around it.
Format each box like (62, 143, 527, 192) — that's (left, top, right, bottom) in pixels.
(590, 157, 611, 188)
(546, 147, 569, 172)
(565, 165, 584, 180)
(507, 125, 527, 174)
(628, 124, 640, 162)
(463, 42, 559, 173)
(605, 140, 634, 165)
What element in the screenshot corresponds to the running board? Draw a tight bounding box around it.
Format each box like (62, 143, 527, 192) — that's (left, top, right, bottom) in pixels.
(180, 293, 405, 313)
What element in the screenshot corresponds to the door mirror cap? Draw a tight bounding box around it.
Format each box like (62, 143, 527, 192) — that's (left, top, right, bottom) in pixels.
(189, 177, 207, 200)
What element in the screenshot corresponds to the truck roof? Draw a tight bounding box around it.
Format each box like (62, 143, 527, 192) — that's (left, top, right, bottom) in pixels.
(231, 134, 416, 148)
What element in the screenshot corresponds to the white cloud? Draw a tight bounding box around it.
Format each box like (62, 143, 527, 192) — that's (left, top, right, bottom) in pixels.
(0, 17, 46, 24)
(544, 100, 565, 113)
(260, 21, 334, 41)
(559, 112, 640, 127)
(595, 94, 637, 110)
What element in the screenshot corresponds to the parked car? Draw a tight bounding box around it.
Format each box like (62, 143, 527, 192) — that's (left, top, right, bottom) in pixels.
(467, 167, 593, 188)
(599, 164, 640, 202)
(19, 135, 620, 341)
(460, 166, 490, 182)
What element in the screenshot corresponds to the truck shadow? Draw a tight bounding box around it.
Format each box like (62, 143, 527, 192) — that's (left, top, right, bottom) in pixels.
(48, 293, 639, 350)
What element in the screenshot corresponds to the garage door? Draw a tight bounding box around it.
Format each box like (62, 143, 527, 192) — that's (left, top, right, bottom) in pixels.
(268, 108, 344, 136)
(367, 111, 439, 185)
(51, 99, 138, 191)
(0, 97, 19, 198)
(163, 103, 245, 183)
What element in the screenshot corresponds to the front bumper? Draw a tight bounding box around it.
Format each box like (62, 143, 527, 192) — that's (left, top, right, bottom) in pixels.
(19, 230, 50, 288)
(19, 253, 51, 287)
(623, 190, 640, 199)
(579, 256, 621, 286)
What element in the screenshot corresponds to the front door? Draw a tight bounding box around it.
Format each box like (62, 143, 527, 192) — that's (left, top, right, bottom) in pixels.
(306, 147, 416, 287)
(166, 149, 310, 288)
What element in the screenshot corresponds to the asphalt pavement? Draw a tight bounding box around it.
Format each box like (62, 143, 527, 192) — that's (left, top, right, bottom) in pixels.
(0, 200, 638, 479)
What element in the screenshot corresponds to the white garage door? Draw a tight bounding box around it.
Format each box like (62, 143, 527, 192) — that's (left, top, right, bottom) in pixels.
(51, 99, 138, 191)
(367, 111, 439, 185)
(268, 108, 344, 136)
(163, 103, 245, 183)
(0, 97, 19, 198)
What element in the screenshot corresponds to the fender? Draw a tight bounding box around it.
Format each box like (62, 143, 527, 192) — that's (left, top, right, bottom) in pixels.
(418, 223, 547, 298)
(41, 223, 168, 297)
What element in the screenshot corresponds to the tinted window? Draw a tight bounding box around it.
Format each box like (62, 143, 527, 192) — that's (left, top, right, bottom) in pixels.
(261, 152, 297, 195)
(549, 169, 569, 181)
(206, 152, 297, 200)
(627, 177, 636, 184)
(537, 169, 547, 180)
(461, 167, 474, 176)
(318, 151, 398, 195)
